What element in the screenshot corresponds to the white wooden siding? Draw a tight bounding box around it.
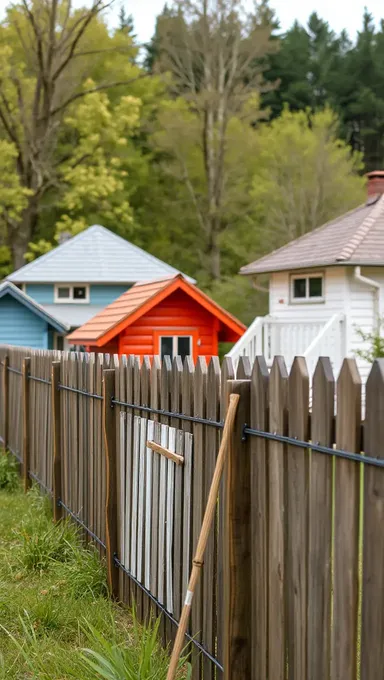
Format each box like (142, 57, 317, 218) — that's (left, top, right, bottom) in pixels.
(269, 268, 348, 321)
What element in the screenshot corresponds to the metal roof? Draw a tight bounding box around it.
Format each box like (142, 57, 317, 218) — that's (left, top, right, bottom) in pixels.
(41, 304, 105, 329)
(67, 274, 246, 346)
(241, 194, 384, 275)
(7, 225, 195, 284)
(0, 281, 69, 332)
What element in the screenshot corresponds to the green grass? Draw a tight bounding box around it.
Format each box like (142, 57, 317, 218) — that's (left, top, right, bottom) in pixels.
(0, 469, 190, 679)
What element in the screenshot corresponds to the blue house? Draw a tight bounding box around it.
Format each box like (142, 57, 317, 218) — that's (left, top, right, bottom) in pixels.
(3, 225, 191, 350)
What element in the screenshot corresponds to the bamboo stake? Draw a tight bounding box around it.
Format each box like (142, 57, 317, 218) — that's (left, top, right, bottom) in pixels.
(166, 393, 240, 680)
(146, 440, 184, 466)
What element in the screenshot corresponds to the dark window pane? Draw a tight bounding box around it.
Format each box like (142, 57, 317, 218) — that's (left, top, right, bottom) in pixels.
(293, 278, 306, 298)
(177, 336, 191, 360)
(56, 335, 64, 351)
(73, 286, 87, 300)
(309, 277, 323, 297)
(160, 336, 173, 360)
(57, 286, 70, 299)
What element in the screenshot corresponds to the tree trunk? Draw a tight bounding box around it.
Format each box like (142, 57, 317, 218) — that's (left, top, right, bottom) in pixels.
(10, 196, 39, 271)
(207, 221, 221, 280)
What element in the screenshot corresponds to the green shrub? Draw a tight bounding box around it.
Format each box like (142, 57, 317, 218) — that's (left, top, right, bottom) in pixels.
(0, 451, 19, 492)
(55, 548, 108, 600)
(17, 520, 78, 572)
(80, 611, 191, 680)
(355, 320, 384, 363)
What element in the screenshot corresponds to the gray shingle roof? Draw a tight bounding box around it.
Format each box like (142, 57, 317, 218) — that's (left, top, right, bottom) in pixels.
(241, 195, 384, 275)
(8, 225, 195, 284)
(41, 304, 105, 329)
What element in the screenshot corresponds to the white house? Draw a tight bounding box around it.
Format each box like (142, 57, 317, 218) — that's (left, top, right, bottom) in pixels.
(228, 170, 384, 383)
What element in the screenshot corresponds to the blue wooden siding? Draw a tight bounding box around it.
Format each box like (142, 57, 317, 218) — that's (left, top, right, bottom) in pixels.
(0, 295, 48, 348)
(25, 284, 54, 304)
(26, 284, 129, 306)
(90, 284, 129, 305)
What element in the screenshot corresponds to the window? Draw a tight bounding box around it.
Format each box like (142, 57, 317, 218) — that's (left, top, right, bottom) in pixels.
(160, 336, 192, 361)
(291, 274, 323, 302)
(54, 284, 89, 303)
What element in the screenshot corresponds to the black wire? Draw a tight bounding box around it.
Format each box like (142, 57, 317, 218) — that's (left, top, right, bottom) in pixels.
(112, 399, 224, 429)
(28, 374, 51, 385)
(58, 384, 103, 400)
(7, 366, 22, 375)
(29, 471, 52, 495)
(58, 499, 106, 549)
(113, 556, 223, 672)
(243, 426, 384, 468)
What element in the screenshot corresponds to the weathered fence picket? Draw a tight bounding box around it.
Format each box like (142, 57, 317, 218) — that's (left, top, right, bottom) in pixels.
(2, 344, 384, 680)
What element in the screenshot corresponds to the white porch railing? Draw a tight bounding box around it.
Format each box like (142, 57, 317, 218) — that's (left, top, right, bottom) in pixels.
(227, 313, 346, 375)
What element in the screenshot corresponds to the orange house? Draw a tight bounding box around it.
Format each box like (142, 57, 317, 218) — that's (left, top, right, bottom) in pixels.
(67, 274, 245, 362)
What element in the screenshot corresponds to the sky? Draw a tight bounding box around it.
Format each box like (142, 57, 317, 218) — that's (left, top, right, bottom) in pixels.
(0, 0, 382, 44)
(103, 0, 384, 44)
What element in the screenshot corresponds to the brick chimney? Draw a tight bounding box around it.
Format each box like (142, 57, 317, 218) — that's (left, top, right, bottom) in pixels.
(366, 170, 384, 197)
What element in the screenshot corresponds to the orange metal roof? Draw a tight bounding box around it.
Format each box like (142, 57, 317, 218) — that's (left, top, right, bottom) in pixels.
(67, 274, 246, 347)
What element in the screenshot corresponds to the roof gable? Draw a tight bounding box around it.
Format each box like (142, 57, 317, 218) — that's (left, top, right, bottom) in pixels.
(7, 225, 195, 284)
(67, 275, 246, 346)
(0, 281, 69, 332)
(241, 195, 384, 275)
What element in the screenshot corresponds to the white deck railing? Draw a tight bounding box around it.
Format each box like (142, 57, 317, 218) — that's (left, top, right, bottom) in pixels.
(227, 313, 346, 375)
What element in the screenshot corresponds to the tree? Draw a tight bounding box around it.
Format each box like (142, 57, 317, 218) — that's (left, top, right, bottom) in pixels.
(0, 0, 147, 270)
(250, 108, 365, 252)
(149, 0, 277, 282)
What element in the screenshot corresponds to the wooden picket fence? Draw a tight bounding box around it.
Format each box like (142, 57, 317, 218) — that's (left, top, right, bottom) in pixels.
(1, 344, 384, 680)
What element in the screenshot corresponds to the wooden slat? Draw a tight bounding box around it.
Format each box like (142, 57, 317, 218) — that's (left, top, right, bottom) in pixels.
(223, 379, 251, 680)
(145, 419, 155, 591)
(22, 357, 31, 493)
(331, 358, 361, 680)
(158, 423, 169, 606)
(191, 356, 207, 680)
(160, 356, 172, 642)
(124, 356, 135, 604)
(103, 367, 119, 599)
(137, 416, 147, 585)
(268, 356, 288, 680)
(140, 356, 151, 621)
(150, 357, 161, 614)
(307, 357, 334, 680)
(361, 359, 384, 678)
(286, 357, 309, 678)
(250, 356, 269, 680)
(172, 357, 183, 622)
(131, 415, 140, 579)
(166, 427, 176, 614)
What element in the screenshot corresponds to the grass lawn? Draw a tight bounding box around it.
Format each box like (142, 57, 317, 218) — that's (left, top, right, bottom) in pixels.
(0, 455, 189, 679)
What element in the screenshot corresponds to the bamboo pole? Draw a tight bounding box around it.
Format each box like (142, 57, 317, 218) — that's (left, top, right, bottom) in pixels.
(166, 392, 240, 680)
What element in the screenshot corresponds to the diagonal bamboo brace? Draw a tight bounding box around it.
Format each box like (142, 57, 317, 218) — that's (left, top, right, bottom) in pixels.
(166, 392, 240, 680)
(146, 440, 184, 465)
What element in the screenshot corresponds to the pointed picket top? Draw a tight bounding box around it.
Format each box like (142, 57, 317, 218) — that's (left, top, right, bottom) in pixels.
(207, 356, 221, 421)
(288, 357, 309, 440)
(140, 356, 151, 407)
(336, 358, 361, 451)
(133, 355, 141, 407)
(181, 356, 194, 430)
(194, 356, 208, 418)
(221, 356, 235, 420)
(251, 355, 269, 429)
(150, 355, 161, 415)
(172, 356, 183, 416)
(269, 356, 288, 434)
(312, 357, 334, 445)
(161, 355, 172, 414)
(365, 359, 384, 454)
(237, 355, 252, 380)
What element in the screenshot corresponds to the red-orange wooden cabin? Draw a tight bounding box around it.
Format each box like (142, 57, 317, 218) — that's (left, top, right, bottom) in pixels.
(67, 274, 245, 362)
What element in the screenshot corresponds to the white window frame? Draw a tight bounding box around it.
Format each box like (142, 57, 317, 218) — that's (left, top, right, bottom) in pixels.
(159, 335, 193, 360)
(290, 272, 324, 304)
(54, 283, 90, 304)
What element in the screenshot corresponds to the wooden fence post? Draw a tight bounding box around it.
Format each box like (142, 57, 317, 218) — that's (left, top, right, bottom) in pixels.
(22, 357, 31, 492)
(52, 361, 62, 522)
(224, 378, 252, 680)
(103, 368, 119, 599)
(2, 355, 9, 450)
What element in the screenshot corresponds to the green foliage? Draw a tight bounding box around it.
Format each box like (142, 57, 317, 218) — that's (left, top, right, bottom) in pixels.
(355, 320, 384, 363)
(17, 519, 79, 571)
(79, 613, 191, 680)
(0, 489, 183, 679)
(0, 451, 19, 492)
(251, 107, 365, 253)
